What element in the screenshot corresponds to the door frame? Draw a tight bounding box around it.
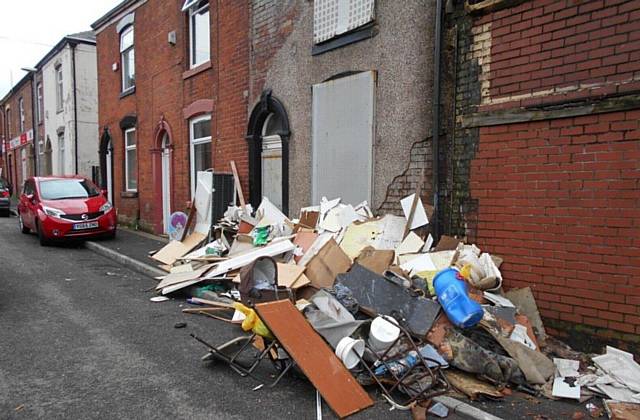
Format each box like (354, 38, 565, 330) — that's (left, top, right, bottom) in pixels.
(152, 117, 174, 234)
(246, 89, 291, 215)
(161, 133, 171, 234)
(99, 127, 114, 204)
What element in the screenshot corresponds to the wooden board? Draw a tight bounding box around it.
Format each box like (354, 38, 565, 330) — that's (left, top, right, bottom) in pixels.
(256, 300, 373, 418)
(151, 240, 190, 265)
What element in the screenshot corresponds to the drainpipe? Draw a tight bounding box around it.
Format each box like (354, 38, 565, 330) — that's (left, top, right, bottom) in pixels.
(71, 42, 79, 174)
(432, 0, 444, 241)
(31, 73, 38, 176)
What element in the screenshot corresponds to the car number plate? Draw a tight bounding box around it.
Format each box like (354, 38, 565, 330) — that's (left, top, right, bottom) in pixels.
(73, 221, 99, 230)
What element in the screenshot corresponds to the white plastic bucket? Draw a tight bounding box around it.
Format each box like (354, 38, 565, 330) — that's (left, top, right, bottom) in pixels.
(335, 337, 365, 369)
(368, 316, 400, 352)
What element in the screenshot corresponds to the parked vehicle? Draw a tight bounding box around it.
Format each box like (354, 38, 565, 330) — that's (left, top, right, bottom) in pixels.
(17, 176, 116, 245)
(0, 177, 11, 217)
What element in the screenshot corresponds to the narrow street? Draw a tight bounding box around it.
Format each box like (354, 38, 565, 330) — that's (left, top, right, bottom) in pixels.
(0, 215, 402, 419)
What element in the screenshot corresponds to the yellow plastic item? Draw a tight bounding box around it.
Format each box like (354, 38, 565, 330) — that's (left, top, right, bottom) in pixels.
(233, 302, 274, 339)
(459, 264, 473, 281)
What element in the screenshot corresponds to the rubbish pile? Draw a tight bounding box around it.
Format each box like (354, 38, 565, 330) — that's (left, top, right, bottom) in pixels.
(147, 169, 640, 419)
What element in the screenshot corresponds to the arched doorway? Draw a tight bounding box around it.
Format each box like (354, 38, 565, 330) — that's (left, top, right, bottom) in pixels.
(99, 128, 114, 204)
(152, 117, 174, 234)
(246, 89, 291, 214)
(44, 137, 52, 175)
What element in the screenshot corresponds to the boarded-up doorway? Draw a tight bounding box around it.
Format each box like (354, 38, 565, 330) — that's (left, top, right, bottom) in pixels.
(311, 71, 375, 204)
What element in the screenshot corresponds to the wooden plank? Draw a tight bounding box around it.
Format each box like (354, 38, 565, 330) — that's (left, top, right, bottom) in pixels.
(230, 160, 246, 208)
(256, 300, 373, 418)
(180, 199, 197, 242)
(462, 93, 640, 128)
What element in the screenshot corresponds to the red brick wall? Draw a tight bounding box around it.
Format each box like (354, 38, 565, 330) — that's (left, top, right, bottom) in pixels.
(2, 80, 35, 189)
(96, 0, 248, 232)
(471, 110, 640, 335)
(472, 0, 640, 111)
(214, 1, 250, 195)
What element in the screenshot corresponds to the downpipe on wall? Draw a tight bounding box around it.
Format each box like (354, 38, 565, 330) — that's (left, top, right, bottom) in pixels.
(432, 0, 444, 241)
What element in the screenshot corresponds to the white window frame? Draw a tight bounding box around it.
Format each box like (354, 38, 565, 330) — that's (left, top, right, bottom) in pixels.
(58, 133, 65, 174)
(120, 26, 135, 92)
(187, 0, 210, 68)
(55, 66, 63, 112)
(18, 97, 24, 133)
(124, 127, 137, 192)
(189, 114, 212, 197)
(36, 82, 43, 123)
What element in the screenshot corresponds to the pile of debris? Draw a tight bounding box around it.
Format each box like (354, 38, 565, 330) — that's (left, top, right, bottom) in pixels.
(147, 169, 640, 419)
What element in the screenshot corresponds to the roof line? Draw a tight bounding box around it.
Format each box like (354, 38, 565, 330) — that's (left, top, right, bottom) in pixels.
(91, 0, 140, 29)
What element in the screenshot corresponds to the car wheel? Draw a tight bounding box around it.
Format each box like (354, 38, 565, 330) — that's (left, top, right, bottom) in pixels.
(19, 213, 30, 234)
(106, 229, 116, 240)
(37, 221, 50, 246)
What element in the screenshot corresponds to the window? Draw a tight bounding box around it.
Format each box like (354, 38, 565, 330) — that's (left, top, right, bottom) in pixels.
(55, 66, 63, 111)
(313, 0, 375, 44)
(185, 0, 210, 68)
(39, 179, 100, 200)
(120, 26, 135, 91)
(124, 128, 137, 191)
(18, 98, 24, 133)
(58, 132, 65, 174)
(36, 83, 43, 123)
(189, 115, 211, 197)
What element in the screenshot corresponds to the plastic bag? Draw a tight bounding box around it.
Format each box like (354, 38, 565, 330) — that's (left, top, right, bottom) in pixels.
(233, 302, 273, 339)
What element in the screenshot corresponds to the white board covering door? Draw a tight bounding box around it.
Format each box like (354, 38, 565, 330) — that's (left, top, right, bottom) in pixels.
(312, 71, 375, 205)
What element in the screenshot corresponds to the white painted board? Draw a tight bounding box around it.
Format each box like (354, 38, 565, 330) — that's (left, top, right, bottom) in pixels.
(312, 71, 375, 206)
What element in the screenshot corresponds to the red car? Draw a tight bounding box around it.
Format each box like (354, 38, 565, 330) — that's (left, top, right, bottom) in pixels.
(17, 176, 116, 245)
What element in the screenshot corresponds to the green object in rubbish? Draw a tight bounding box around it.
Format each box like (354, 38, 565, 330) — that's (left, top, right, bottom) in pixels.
(205, 246, 221, 256)
(253, 226, 270, 246)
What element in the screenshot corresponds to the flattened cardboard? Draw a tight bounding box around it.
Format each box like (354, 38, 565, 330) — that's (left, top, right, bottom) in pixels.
(304, 239, 352, 289)
(277, 263, 309, 289)
(256, 300, 373, 418)
(434, 235, 461, 252)
(505, 287, 547, 343)
(354, 247, 394, 275)
(293, 231, 319, 263)
(155, 265, 213, 290)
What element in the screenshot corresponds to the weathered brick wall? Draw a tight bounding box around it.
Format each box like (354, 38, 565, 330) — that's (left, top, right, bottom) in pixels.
(249, 0, 298, 104)
(2, 80, 35, 189)
(215, 1, 250, 196)
(473, 0, 640, 111)
(472, 111, 640, 339)
(445, 0, 640, 348)
(377, 138, 432, 216)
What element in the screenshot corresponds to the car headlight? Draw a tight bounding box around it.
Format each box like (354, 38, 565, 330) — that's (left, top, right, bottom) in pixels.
(42, 206, 65, 218)
(100, 202, 113, 212)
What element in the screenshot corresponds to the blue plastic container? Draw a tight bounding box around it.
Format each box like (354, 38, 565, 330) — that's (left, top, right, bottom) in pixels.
(433, 268, 484, 328)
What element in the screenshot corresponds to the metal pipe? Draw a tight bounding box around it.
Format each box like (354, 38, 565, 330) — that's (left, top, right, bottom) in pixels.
(71, 42, 79, 174)
(30, 72, 38, 176)
(432, 0, 444, 241)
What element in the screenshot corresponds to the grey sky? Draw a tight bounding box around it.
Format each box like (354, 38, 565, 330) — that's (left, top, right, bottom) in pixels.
(0, 0, 120, 96)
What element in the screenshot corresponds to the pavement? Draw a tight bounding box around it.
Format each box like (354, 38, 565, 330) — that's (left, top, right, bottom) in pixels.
(0, 214, 603, 419)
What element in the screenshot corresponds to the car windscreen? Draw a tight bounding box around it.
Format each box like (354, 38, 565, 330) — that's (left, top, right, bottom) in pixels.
(39, 179, 101, 200)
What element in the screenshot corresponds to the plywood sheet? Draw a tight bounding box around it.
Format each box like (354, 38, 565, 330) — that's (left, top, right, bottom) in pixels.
(151, 240, 190, 265)
(256, 300, 373, 418)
